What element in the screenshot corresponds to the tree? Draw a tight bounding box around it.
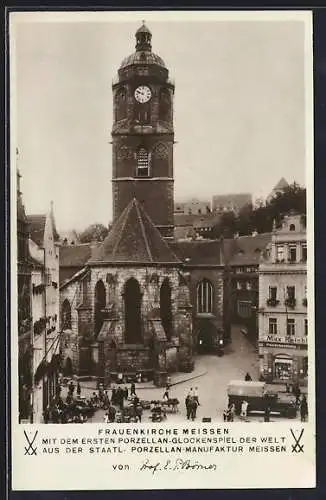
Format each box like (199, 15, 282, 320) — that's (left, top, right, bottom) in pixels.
(78, 223, 109, 243)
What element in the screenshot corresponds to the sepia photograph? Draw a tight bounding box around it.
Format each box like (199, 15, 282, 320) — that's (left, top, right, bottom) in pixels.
(10, 9, 315, 491)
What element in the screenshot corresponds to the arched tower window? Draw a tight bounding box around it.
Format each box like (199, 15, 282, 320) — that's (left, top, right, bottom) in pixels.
(136, 147, 150, 177)
(159, 88, 171, 122)
(134, 101, 151, 124)
(115, 88, 127, 121)
(124, 278, 142, 344)
(61, 299, 72, 330)
(197, 279, 213, 314)
(94, 280, 106, 336)
(160, 278, 172, 341)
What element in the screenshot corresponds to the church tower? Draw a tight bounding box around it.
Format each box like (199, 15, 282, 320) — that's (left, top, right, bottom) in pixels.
(111, 22, 175, 238)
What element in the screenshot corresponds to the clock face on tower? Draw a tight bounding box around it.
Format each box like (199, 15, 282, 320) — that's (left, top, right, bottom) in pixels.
(134, 85, 152, 103)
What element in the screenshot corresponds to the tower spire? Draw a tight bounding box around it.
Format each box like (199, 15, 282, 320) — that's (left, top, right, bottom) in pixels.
(135, 21, 152, 51)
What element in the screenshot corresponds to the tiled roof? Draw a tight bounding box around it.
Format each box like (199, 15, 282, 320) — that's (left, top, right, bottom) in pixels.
(27, 215, 46, 247)
(169, 239, 222, 266)
(225, 233, 272, 266)
(212, 193, 252, 209)
(60, 244, 91, 267)
(273, 177, 289, 191)
(89, 198, 180, 265)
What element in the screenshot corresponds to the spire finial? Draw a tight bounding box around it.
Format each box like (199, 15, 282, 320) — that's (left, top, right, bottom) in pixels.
(135, 21, 152, 52)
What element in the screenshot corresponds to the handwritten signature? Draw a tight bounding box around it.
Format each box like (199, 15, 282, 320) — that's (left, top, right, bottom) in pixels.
(139, 458, 217, 475)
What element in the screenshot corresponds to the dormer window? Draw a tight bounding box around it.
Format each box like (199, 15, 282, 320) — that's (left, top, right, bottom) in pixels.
(136, 147, 150, 177)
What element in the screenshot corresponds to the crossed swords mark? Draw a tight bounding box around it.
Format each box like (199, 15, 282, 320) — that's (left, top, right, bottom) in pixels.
(290, 428, 304, 453)
(24, 430, 38, 456)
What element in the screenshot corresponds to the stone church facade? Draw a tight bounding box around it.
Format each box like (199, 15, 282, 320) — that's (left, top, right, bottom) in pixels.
(59, 23, 193, 386)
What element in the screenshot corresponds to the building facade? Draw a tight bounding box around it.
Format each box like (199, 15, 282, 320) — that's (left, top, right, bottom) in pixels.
(28, 208, 61, 422)
(223, 233, 272, 344)
(17, 167, 33, 422)
(258, 214, 308, 385)
(112, 22, 174, 239)
(212, 193, 252, 215)
(59, 24, 193, 387)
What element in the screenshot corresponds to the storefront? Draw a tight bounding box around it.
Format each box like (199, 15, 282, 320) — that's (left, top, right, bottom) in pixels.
(258, 335, 308, 384)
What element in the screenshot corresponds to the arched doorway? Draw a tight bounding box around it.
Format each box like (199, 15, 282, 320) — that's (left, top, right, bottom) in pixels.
(95, 280, 106, 336)
(124, 278, 142, 344)
(160, 278, 172, 341)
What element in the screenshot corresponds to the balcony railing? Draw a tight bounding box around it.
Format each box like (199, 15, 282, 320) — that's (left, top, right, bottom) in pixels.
(266, 298, 280, 307)
(285, 298, 296, 309)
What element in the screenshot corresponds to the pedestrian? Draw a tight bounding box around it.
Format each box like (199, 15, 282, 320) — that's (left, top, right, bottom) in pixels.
(223, 407, 229, 422)
(124, 385, 129, 400)
(163, 383, 170, 401)
(130, 382, 136, 397)
(240, 399, 249, 420)
(293, 384, 301, 405)
(68, 380, 75, 396)
(264, 405, 271, 422)
(245, 372, 252, 381)
(190, 397, 198, 421)
(76, 382, 81, 397)
(194, 387, 200, 406)
(117, 387, 124, 410)
(185, 395, 191, 420)
(300, 395, 308, 422)
(228, 403, 235, 422)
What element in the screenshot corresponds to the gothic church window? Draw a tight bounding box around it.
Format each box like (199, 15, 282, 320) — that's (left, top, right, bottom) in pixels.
(115, 88, 127, 121)
(124, 278, 142, 344)
(160, 278, 172, 341)
(61, 299, 72, 330)
(136, 147, 150, 177)
(197, 279, 213, 314)
(94, 280, 106, 336)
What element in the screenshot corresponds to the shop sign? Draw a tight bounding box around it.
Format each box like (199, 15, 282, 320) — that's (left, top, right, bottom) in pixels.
(259, 335, 307, 349)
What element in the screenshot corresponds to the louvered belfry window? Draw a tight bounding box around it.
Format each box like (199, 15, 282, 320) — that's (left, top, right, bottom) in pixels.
(137, 147, 150, 177)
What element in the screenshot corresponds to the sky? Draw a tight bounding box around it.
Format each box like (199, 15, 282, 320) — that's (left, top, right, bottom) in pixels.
(11, 12, 310, 232)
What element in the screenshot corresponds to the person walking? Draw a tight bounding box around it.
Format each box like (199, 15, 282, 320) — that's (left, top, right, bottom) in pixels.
(185, 394, 191, 420)
(163, 383, 170, 401)
(130, 382, 136, 397)
(293, 384, 301, 406)
(76, 382, 81, 397)
(123, 385, 129, 400)
(245, 372, 252, 381)
(264, 405, 271, 422)
(240, 399, 249, 420)
(300, 395, 308, 422)
(190, 397, 198, 421)
(68, 380, 75, 396)
(194, 387, 200, 406)
(228, 403, 235, 422)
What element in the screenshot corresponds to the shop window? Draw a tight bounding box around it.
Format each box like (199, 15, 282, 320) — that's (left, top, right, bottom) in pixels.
(136, 147, 150, 177)
(269, 318, 277, 335)
(274, 356, 292, 381)
(197, 279, 213, 314)
(304, 318, 308, 336)
(287, 318, 295, 336)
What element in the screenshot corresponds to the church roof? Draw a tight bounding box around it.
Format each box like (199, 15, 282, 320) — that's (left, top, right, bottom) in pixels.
(89, 198, 180, 266)
(60, 243, 91, 268)
(120, 51, 166, 69)
(170, 240, 223, 267)
(27, 214, 46, 247)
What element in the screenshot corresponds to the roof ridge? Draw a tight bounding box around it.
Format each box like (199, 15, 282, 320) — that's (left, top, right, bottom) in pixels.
(111, 202, 132, 258)
(135, 200, 153, 262)
(141, 206, 180, 262)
